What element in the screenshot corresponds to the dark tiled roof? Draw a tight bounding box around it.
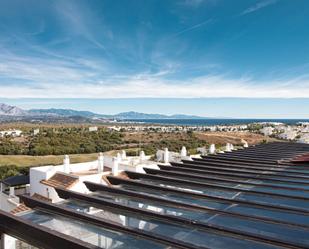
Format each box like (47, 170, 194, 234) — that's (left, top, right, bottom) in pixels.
(1, 174, 29, 187)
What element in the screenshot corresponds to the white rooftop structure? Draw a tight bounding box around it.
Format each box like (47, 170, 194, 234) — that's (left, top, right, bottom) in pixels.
(225, 143, 232, 152)
(209, 144, 216, 154)
(180, 146, 187, 158)
(1, 152, 159, 213)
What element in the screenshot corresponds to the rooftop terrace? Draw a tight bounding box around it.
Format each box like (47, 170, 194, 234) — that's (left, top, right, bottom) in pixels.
(1, 142, 309, 249)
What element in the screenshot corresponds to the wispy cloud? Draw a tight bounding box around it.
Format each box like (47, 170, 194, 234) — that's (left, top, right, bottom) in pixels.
(172, 19, 213, 37)
(1, 36, 308, 99)
(1, 54, 309, 99)
(179, 0, 217, 8)
(241, 0, 278, 15)
(1, 80, 309, 98)
(53, 1, 110, 52)
(0, 51, 109, 86)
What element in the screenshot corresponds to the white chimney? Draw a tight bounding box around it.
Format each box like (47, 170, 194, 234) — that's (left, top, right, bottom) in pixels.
(230, 144, 234, 150)
(225, 143, 231, 152)
(98, 152, 104, 173)
(209, 144, 216, 154)
(63, 155, 70, 173)
(180, 146, 187, 158)
(121, 150, 127, 160)
(117, 152, 122, 162)
(164, 148, 169, 164)
(139, 150, 145, 161)
(9, 187, 15, 197)
(243, 141, 249, 148)
(112, 157, 119, 176)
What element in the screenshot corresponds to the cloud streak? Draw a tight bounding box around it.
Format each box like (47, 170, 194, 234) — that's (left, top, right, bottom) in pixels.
(172, 19, 213, 37)
(179, 0, 217, 8)
(53, 1, 109, 52)
(1, 61, 309, 98)
(241, 0, 278, 15)
(1, 28, 308, 99)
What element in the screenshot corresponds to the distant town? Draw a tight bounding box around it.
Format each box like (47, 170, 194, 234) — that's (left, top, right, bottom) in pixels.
(2, 121, 309, 143)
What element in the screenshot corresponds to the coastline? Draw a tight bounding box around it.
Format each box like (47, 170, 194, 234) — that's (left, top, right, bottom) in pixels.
(125, 118, 309, 126)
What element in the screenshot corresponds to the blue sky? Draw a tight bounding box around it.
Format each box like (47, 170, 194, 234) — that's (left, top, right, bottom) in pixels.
(0, 0, 309, 117)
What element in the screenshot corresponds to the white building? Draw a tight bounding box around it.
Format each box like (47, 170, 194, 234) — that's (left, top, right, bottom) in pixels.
(259, 127, 274, 136)
(0, 129, 22, 137)
(298, 133, 309, 144)
(0, 175, 29, 213)
(33, 128, 40, 135)
(30, 152, 160, 204)
(88, 126, 98, 132)
(0, 152, 159, 212)
(1, 145, 199, 212)
(278, 127, 298, 140)
(278, 131, 298, 140)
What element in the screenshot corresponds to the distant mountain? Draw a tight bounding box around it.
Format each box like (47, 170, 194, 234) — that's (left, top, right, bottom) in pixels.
(29, 108, 104, 118)
(0, 103, 207, 121)
(170, 114, 207, 119)
(0, 103, 28, 116)
(29, 109, 206, 119)
(113, 111, 205, 119)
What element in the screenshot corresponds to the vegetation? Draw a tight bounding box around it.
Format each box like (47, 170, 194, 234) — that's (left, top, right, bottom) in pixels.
(0, 165, 29, 180)
(0, 138, 24, 155)
(0, 127, 208, 156)
(247, 123, 263, 132)
(28, 128, 123, 155)
(0, 126, 209, 179)
(140, 135, 205, 155)
(0, 125, 270, 179)
(0, 128, 124, 156)
(0, 153, 99, 168)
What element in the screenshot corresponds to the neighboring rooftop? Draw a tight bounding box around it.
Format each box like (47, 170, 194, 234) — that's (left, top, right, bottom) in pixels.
(1, 142, 309, 249)
(0, 174, 29, 187)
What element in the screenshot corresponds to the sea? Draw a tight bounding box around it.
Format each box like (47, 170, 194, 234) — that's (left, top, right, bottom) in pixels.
(127, 119, 309, 126)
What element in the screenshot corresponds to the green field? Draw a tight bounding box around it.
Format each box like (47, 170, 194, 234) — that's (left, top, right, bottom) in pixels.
(0, 153, 100, 167)
(0, 150, 128, 180)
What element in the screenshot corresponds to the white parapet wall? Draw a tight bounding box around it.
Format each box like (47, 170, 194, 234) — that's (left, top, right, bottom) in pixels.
(119, 160, 160, 173)
(29, 159, 109, 203)
(0, 192, 20, 212)
(29, 153, 158, 203)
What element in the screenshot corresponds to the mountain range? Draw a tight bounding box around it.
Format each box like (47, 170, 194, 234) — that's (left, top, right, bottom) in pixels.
(0, 103, 28, 116)
(0, 103, 206, 120)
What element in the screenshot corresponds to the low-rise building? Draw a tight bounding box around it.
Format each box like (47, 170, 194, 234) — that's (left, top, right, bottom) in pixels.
(259, 126, 274, 136)
(0, 129, 22, 137)
(33, 128, 40, 135)
(0, 152, 160, 210)
(0, 175, 29, 212)
(298, 133, 309, 144)
(88, 126, 98, 132)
